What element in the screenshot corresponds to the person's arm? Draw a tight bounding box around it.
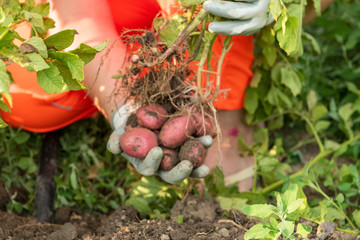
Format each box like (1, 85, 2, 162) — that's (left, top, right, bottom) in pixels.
(303, 0, 336, 25)
(48, 0, 127, 121)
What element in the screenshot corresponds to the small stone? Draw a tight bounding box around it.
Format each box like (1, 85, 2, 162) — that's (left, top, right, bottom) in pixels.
(166, 226, 174, 231)
(219, 227, 230, 237)
(47, 223, 77, 240)
(160, 234, 170, 240)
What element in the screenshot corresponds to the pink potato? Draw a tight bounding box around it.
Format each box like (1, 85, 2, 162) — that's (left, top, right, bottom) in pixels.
(120, 127, 158, 158)
(193, 112, 217, 138)
(160, 148, 180, 171)
(160, 115, 196, 149)
(179, 139, 207, 168)
(136, 104, 168, 130)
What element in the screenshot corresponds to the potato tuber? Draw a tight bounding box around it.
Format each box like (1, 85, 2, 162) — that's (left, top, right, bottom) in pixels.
(179, 139, 206, 168)
(136, 104, 168, 130)
(120, 127, 158, 158)
(160, 115, 195, 149)
(160, 147, 180, 171)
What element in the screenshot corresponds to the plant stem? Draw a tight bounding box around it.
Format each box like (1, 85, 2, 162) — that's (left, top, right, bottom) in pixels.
(309, 181, 359, 232)
(142, 9, 208, 67)
(261, 134, 360, 195)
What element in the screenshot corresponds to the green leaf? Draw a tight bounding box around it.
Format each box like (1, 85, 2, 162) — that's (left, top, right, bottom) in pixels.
(315, 120, 330, 132)
(37, 62, 69, 93)
(306, 90, 317, 111)
(38, 17, 55, 38)
(48, 50, 84, 81)
(217, 196, 248, 211)
(52, 60, 86, 91)
(280, 67, 302, 96)
(70, 42, 105, 65)
(244, 87, 259, 114)
(177, 215, 184, 224)
(94, 40, 108, 52)
(270, 217, 278, 229)
(263, 44, 277, 67)
(0, 117, 7, 127)
(311, 103, 328, 122)
(0, 61, 11, 94)
(70, 168, 78, 189)
(278, 220, 295, 238)
(18, 157, 35, 172)
(44, 29, 77, 51)
(250, 70, 261, 88)
(25, 53, 50, 72)
(22, 10, 44, 32)
(303, 32, 321, 54)
(269, 0, 282, 21)
(31, 2, 50, 17)
(244, 223, 273, 240)
(242, 204, 277, 219)
(0, 100, 10, 112)
(154, 15, 186, 46)
(0, 7, 6, 25)
(286, 199, 304, 214)
(338, 103, 354, 122)
(125, 197, 152, 218)
(14, 132, 30, 144)
(22, 36, 48, 58)
(296, 223, 312, 238)
(353, 209, 360, 228)
(275, 16, 303, 57)
(312, 0, 322, 16)
(178, 0, 205, 6)
(0, 48, 30, 67)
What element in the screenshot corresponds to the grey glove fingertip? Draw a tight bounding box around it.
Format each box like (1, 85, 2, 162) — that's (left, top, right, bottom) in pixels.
(159, 160, 193, 184)
(190, 164, 210, 178)
(197, 135, 213, 149)
(122, 147, 163, 176)
(107, 128, 125, 154)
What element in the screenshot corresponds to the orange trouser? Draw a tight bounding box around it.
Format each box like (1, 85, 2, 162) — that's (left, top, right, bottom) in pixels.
(1, 0, 253, 133)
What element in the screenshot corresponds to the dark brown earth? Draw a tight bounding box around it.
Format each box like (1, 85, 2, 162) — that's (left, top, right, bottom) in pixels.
(1, 192, 359, 240)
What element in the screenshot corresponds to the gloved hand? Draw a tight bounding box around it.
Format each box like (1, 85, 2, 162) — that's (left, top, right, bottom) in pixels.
(107, 104, 212, 183)
(203, 0, 274, 36)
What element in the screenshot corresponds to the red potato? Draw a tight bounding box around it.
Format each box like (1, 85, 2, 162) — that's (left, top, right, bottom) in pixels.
(193, 112, 217, 138)
(120, 127, 158, 158)
(160, 115, 196, 149)
(179, 139, 207, 168)
(136, 104, 168, 130)
(160, 147, 180, 171)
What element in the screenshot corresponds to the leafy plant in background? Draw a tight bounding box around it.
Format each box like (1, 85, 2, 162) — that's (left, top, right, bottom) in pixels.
(244, 184, 312, 240)
(0, 0, 106, 127)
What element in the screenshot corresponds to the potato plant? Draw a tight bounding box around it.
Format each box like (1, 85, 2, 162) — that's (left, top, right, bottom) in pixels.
(0, 0, 106, 127)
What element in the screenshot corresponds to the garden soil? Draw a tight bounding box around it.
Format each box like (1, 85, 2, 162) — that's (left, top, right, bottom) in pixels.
(0, 190, 359, 240)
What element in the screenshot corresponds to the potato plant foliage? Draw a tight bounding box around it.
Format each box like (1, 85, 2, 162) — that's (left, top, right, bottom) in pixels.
(0, 0, 106, 127)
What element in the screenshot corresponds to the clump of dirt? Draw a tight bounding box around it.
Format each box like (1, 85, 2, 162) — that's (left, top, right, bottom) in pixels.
(1, 194, 359, 240)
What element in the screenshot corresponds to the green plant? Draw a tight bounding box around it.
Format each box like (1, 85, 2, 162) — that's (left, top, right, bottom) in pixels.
(244, 184, 312, 240)
(0, 0, 106, 126)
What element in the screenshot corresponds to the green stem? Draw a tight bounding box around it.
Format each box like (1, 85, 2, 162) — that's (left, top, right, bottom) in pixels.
(0, 28, 9, 41)
(310, 181, 359, 232)
(252, 150, 258, 192)
(261, 134, 360, 195)
(301, 114, 324, 152)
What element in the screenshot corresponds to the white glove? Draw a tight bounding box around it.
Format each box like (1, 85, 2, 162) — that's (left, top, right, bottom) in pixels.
(203, 0, 274, 36)
(107, 104, 211, 183)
